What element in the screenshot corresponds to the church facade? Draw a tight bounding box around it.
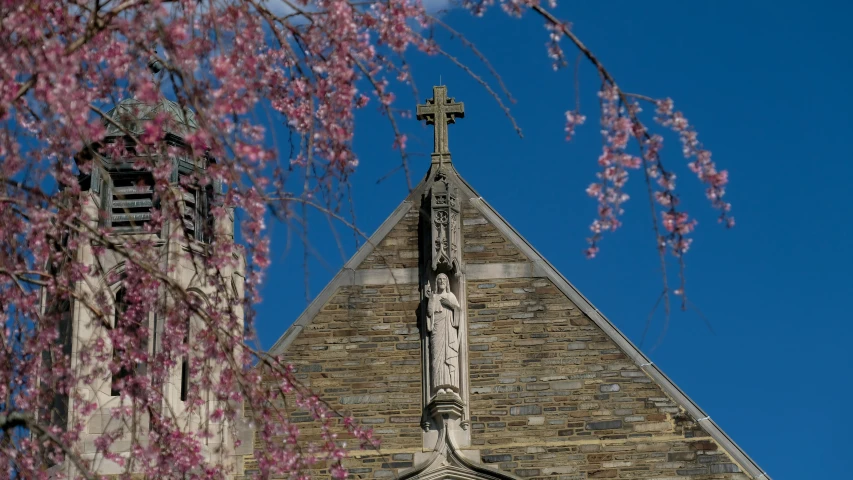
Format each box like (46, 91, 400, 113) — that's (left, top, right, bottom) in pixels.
(254, 87, 770, 480)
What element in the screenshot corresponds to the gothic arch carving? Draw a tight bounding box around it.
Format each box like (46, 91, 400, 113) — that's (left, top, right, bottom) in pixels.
(405, 466, 521, 480)
(399, 428, 521, 480)
(100, 263, 129, 326)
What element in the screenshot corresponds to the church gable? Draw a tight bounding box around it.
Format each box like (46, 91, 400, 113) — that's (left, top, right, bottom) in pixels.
(260, 86, 768, 480)
(355, 188, 529, 271)
(461, 195, 765, 479)
(358, 202, 420, 270)
(466, 275, 747, 478)
(461, 201, 530, 265)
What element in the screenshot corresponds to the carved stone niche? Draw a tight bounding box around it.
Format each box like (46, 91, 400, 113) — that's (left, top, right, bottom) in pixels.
(419, 169, 471, 450)
(428, 172, 461, 275)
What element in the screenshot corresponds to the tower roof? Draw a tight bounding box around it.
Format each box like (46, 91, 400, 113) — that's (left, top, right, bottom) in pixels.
(103, 97, 198, 139)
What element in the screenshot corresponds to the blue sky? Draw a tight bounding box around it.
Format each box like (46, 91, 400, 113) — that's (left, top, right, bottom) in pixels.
(254, 2, 852, 478)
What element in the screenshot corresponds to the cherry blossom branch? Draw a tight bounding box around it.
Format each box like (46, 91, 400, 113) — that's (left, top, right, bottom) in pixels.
(0, 412, 95, 480)
(528, 3, 731, 308)
(0, 1, 734, 475)
(11, 0, 150, 103)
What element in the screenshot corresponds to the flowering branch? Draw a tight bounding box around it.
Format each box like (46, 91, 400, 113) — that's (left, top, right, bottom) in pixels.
(527, 3, 733, 306)
(0, 0, 732, 477)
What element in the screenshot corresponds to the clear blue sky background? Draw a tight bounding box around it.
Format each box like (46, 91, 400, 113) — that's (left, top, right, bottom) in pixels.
(253, 2, 852, 478)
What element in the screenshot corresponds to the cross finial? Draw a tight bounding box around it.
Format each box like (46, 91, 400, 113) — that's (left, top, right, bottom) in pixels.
(417, 86, 464, 164)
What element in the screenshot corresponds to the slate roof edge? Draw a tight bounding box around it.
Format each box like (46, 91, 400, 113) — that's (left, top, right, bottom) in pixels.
(267, 173, 431, 356)
(466, 195, 770, 480)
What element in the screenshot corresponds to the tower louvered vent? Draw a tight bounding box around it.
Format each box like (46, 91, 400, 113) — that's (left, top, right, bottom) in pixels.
(108, 176, 155, 232)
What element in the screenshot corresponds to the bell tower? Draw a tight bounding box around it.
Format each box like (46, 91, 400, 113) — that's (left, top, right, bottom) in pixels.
(43, 92, 250, 476)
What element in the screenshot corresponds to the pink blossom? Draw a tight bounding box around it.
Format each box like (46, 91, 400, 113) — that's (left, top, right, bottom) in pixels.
(0, 1, 734, 476)
(564, 110, 586, 141)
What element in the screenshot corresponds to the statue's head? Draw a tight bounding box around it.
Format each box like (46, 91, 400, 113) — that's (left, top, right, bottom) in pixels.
(436, 273, 449, 292)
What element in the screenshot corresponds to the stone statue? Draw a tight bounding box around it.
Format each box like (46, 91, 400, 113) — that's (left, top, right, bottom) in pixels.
(425, 273, 461, 395)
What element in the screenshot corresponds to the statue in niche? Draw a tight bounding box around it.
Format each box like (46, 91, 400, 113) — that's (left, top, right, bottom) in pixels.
(425, 273, 461, 395)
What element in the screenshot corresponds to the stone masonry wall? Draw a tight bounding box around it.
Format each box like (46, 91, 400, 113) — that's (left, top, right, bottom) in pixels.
(359, 204, 420, 270)
(252, 195, 755, 479)
(358, 199, 529, 270)
(462, 203, 529, 264)
(467, 276, 749, 479)
(247, 282, 424, 478)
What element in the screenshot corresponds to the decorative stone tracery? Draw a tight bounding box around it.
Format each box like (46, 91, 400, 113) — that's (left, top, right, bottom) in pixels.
(429, 173, 462, 275)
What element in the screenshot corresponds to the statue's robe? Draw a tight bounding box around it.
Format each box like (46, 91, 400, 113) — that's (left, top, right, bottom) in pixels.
(428, 291, 460, 392)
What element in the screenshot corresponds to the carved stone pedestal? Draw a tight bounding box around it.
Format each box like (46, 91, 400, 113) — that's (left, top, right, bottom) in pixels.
(429, 392, 464, 424)
(407, 392, 520, 479)
(418, 392, 473, 465)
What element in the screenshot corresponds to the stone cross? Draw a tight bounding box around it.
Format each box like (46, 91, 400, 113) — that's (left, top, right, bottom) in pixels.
(417, 86, 465, 158)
